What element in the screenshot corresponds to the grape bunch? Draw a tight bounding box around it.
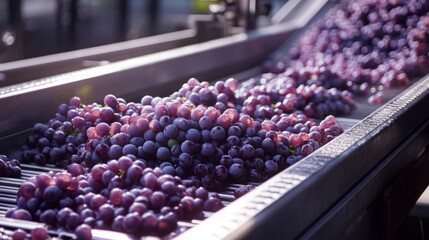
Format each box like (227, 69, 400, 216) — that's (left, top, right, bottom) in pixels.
(236, 71, 355, 120)
(7, 162, 223, 238)
(171, 77, 243, 113)
(0, 155, 21, 178)
(265, 0, 429, 104)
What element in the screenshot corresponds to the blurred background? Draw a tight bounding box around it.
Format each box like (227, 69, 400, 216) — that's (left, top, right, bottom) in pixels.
(0, 0, 288, 63)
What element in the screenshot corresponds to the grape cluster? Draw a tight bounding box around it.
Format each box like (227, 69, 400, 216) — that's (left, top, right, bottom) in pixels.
(0, 155, 21, 178)
(265, 0, 429, 104)
(236, 72, 355, 119)
(7, 162, 223, 238)
(20, 97, 89, 167)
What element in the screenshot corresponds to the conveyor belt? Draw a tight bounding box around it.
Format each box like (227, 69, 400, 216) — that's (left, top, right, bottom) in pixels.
(0, 0, 428, 239)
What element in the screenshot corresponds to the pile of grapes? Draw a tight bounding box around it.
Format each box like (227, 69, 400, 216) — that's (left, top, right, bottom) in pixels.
(0, 155, 21, 178)
(4, 0, 429, 238)
(264, 0, 429, 104)
(9, 83, 343, 238)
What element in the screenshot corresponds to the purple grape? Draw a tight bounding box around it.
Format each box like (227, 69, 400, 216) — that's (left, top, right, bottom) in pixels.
(117, 156, 133, 172)
(210, 126, 226, 141)
(178, 152, 193, 168)
(66, 212, 81, 231)
(228, 163, 244, 178)
(75, 224, 92, 240)
(109, 188, 123, 207)
(98, 204, 114, 223)
(142, 141, 157, 155)
(43, 185, 62, 204)
(201, 143, 215, 157)
(122, 144, 137, 156)
(157, 213, 178, 235)
(121, 192, 135, 209)
(90, 194, 107, 210)
(198, 116, 213, 130)
(234, 184, 256, 199)
(129, 202, 148, 214)
(31, 227, 49, 240)
(150, 191, 166, 210)
(194, 164, 208, 178)
(40, 209, 57, 226)
(185, 128, 201, 142)
(12, 209, 32, 221)
(12, 229, 27, 240)
(122, 212, 142, 234)
(214, 165, 228, 182)
(125, 164, 143, 183)
(204, 197, 224, 212)
(19, 182, 36, 200)
(141, 211, 158, 233)
(156, 147, 170, 161)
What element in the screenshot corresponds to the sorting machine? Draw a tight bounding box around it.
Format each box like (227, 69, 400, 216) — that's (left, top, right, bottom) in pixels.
(0, 0, 428, 239)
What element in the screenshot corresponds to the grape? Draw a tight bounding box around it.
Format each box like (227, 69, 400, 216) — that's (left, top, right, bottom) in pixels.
(163, 124, 178, 139)
(12, 229, 27, 240)
(90, 194, 107, 210)
(122, 144, 137, 156)
(43, 185, 62, 204)
(75, 224, 92, 240)
(216, 114, 232, 128)
(210, 126, 225, 141)
(204, 197, 224, 212)
(185, 128, 201, 142)
(122, 212, 142, 234)
(98, 204, 115, 223)
(121, 192, 135, 209)
(195, 187, 209, 200)
(301, 144, 314, 156)
(234, 184, 256, 199)
(198, 116, 212, 130)
(142, 141, 157, 155)
(156, 147, 171, 161)
(117, 156, 133, 172)
(111, 133, 130, 146)
(12, 209, 32, 221)
(66, 212, 81, 231)
(138, 212, 156, 233)
(201, 143, 215, 157)
(129, 202, 148, 214)
(239, 144, 255, 159)
(31, 227, 49, 240)
(178, 152, 193, 168)
(265, 160, 279, 175)
(214, 165, 228, 182)
(150, 191, 166, 210)
(228, 163, 244, 178)
(180, 140, 195, 154)
(19, 182, 36, 200)
(40, 209, 57, 226)
(194, 164, 208, 178)
(177, 106, 191, 119)
(110, 188, 123, 206)
(127, 165, 143, 182)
